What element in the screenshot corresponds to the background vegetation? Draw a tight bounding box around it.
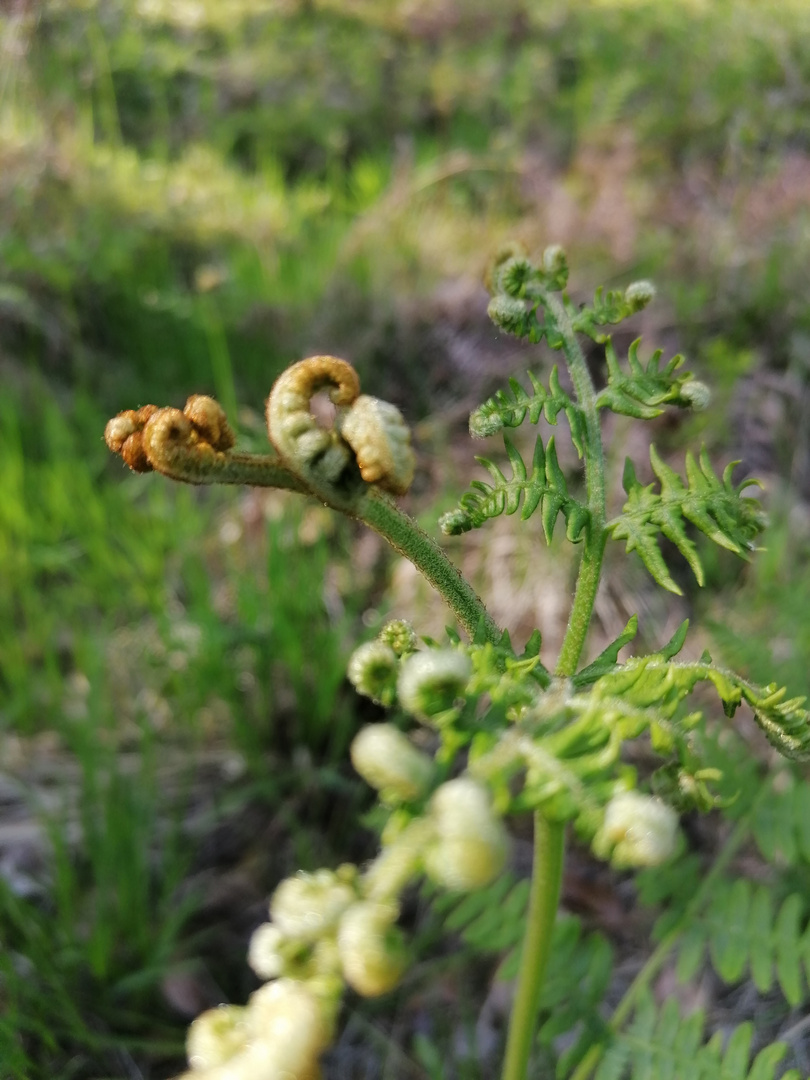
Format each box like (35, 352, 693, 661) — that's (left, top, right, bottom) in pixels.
(2, 0, 810, 1077)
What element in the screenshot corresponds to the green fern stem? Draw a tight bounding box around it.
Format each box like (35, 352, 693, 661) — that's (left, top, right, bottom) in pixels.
(545, 292, 608, 677)
(502, 291, 607, 1080)
(153, 450, 309, 493)
(501, 814, 566, 1080)
(355, 491, 502, 643)
(144, 446, 501, 643)
(568, 799, 761, 1080)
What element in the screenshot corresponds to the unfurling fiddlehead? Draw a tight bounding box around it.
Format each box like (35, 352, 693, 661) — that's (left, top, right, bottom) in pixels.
(105, 356, 415, 502)
(104, 394, 306, 492)
(106, 357, 501, 642)
(266, 355, 415, 497)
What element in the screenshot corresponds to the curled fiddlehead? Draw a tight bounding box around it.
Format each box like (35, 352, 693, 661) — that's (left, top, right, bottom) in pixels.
(105, 395, 305, 491)
(105, 357, 415, 503)
(266, 355, 415, 498)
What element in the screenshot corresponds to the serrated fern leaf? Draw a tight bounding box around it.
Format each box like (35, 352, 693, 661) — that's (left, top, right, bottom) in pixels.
(596, 338, 696, 420)
(469, 366, 586, 456)
(585, 656, 810, 760)
(607, 446, 766, 595)
(749, 775, 810, 867)
(439, 434, 589, 542)
(572, 285, 640, 337)
(435, 871, 530, 957)
(591, 993, 801, 1080)
(573, 615, 639, 687)
(669, 878, 810, 1006)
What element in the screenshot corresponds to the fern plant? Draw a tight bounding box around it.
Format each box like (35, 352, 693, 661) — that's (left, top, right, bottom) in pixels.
(103, 246, 810, 1080)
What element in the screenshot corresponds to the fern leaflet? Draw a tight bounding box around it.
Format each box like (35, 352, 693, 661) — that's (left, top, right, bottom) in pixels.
(592, 993, 802, 1080)
(431, 878, 613, 1071)
(584, 655, 810, 761)
(748, 774, 810, 867)
(573, 615, 639, 687)
(670, 879, 810, 1006)
(607, 445, 766, 595)
(439, 434, 589, 542)
(429, 871, 529, 966)
(596, 338, 697, 420)
(469, 366, 586, 455)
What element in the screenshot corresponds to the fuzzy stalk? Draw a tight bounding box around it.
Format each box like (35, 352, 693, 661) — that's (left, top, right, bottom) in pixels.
(501, 290, 609, 1080)
(545, 291, 609, 677)
(356, 491, 502, 643)
(142, 447, 500, 644)
(500, 814, 565, 1080)
(151, 450, 308, 492)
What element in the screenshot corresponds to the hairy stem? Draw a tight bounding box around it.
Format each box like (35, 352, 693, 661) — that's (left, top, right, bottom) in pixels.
(357, 491, 502, 643)
(501, 814, 565, 1080)
(546, 292, 608, 677)
(556, 529, 608, 677)
(151, 450, 308, 492)
(501, 291, 608, 1080)
(147, 449, 501, 644)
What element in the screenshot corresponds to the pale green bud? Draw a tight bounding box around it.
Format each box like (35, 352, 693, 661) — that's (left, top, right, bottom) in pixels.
(339, 393, 415, 496)
(247, 923, 284, 980)
(679, 380, 711, 411)
(495, 255, 534, 297)
(337, 900, 409, 997)
(378, 619, 417, 657)
(424, 835, 507, 892)
(487, 295, 530, 336)
(438, 507, 472, 536)
(244, 979, 333, 1078)
(425, 778, 509, 891)
(542, 244, 568, 283)
(350, 723, 434, 802)
(310, 936, 342, 981)
(468, 404, 503, 439)
(397, 649, 472, 722)
(595, 791, 678, 867)
(186, 1005, 248, 1070)
(270, 870, 356, 942)
(347, 640, 399, 706)
(624, 280, 656, 312)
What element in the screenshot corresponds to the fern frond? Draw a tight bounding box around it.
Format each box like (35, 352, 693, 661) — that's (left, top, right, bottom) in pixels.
(573, 615, 639, 687)
(571, 285, 641, 339)
(585, 656, 810, 761)
(469, 366, 587, 456)
(607, 446, 766, 595)
(592, 993, 801, 1080)
(439, 434, 589, 542)
(430, 871, 530, 964)
(669, 880, 810, 1006)
(596, 339, 697, 420)
(749, 774, 810, 867)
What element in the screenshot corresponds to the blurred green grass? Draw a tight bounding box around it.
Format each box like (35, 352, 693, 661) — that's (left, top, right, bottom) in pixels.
(2, 0, 810, 1075)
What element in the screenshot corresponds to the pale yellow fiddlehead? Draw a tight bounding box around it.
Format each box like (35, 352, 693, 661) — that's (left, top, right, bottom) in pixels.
(266, 355, 361, 489)
(339, 393, 415, 496)
(265, 355, 415, 499)
(105, 358, 495, 641)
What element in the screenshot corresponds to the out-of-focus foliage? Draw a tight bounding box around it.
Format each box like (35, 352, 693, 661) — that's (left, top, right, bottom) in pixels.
(3, 0, 810, 408)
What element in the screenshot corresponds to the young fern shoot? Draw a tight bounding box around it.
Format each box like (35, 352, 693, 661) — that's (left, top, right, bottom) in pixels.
(104, 247, 809, 1080)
